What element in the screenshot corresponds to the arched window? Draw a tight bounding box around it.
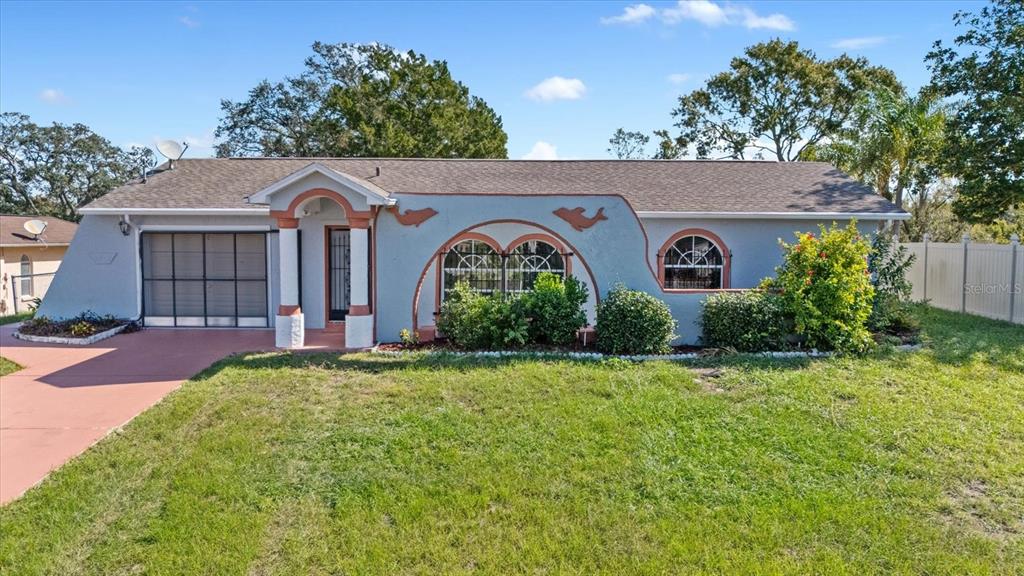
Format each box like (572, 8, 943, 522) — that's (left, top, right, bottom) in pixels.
(442, 239, 502, 298)
(19, 255, 33, 296)
(663, 234, 725, 289)
(506, 239, 566, 293)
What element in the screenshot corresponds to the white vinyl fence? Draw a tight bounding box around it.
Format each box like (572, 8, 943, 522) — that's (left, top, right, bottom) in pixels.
(902, 234, 1022, 324)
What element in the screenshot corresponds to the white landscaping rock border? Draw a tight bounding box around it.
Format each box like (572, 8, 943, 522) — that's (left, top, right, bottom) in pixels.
(13, 323, 129, 346)
(371, 343, 923, 362)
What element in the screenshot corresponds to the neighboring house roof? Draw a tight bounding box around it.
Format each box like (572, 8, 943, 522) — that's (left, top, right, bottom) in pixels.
(81, 158, 905, 216)
(0, 214, 78, 247)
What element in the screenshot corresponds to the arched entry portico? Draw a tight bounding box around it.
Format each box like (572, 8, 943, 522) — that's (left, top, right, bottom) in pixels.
(247, 163, 393, 349)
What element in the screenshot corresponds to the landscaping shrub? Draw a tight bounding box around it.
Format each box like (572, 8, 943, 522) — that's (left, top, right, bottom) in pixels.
(596, 286, 676, 355)
(437, 274, 588, 350)
(762, 222, 875, 353)
(867, 234, 919, 334)
(700, 291, 789, 352)
(520, 272, 588, 346)
(18, 311, 124, 338)
(436, 283, 529, 349)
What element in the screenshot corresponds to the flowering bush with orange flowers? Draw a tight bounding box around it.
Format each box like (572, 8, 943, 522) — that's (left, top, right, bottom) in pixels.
(761, 221, 875, 353)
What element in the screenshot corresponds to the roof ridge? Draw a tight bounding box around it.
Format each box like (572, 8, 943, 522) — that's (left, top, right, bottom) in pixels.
(179, 157, 834, 165)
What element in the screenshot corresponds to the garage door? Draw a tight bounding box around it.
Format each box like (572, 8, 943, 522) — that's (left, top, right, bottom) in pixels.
(142, 232, 268, 327)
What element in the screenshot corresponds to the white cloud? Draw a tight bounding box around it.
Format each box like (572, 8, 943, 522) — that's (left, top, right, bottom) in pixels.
(667, 73, 691, 85)
(521, 141, 559, 160)
(38, 88, 69, 105)
(178, 15, 200, 28)
(601, 3, 656, 25)
(736, 7, 795, 31)
(659, 1, 794, 31)
(830, 36, 888, 50)
(524, 77, 587, 102)
(662, 0, 728, 26)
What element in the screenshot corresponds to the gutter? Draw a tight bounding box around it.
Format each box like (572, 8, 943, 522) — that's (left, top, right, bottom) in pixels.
(77, 207, 271, 216)
(635, 211, 911, 221)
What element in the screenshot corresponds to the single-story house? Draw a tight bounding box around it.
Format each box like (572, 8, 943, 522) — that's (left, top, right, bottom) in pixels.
(1, 214, 78, 315)
(37, 158, 907, 348)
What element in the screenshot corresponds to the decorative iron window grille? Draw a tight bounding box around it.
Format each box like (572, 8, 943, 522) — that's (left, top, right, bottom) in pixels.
(441, 239, 569, 300)
(663, 235, 724, 289)
(505, 240, 566, 294)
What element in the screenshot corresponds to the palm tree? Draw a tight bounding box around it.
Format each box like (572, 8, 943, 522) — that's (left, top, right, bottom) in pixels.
(807, 88, 946, 240)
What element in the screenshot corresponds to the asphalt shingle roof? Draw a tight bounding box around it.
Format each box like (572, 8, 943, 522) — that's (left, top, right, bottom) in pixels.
(84, 158, 904, 215)
(0, 214, 78, 247)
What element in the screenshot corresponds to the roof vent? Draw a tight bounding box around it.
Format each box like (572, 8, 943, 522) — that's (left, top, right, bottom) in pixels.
(375, 166, 381, 177)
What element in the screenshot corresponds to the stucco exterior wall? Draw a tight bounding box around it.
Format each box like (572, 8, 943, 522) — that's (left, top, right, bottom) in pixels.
(36, 213, 272, 320)
(641, 218, 879, 289)
(0, 245, 68, 315)
(41, 189, 885, 345)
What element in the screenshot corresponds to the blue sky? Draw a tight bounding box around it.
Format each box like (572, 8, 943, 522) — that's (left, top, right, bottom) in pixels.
(1, 1, 977, 160)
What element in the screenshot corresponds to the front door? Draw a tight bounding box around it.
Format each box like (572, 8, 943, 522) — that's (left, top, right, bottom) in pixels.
(327, 228, 351, 321)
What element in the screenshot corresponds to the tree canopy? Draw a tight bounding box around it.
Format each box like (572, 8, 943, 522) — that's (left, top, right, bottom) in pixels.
(614, 40, 900, 161)
(215, 42, 508, 159)
(0, 113, 154, 222)
(805, 87, 947, 238)
(926, 0, 1023, 223)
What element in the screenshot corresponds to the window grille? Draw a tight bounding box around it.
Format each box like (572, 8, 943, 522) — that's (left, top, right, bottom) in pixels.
(663, 235, 724, 289)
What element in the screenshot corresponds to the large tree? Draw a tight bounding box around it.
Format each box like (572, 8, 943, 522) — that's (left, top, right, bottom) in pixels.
(0, 113, 154, 222)
(806, 87, 947, 239)
(657, 39, 899, 161)
(926, 0, 1023, 223)
(215, 42, 508, 158)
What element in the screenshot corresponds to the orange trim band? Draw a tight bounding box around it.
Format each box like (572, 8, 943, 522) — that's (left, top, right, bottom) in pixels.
(506, 233, 573, 275)
(278, 305, 301, 316)
(276, 217, 299, 229)
(349, 304, 371, 316)
(412, 220, 600, 332)
(274, 188, 374, 222)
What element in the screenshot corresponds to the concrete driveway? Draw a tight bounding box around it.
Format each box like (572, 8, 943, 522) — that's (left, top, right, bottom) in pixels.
(0, 325, 341, 504)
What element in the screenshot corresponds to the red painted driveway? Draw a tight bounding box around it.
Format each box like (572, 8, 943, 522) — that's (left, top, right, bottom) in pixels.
(0, 325, 342, 504)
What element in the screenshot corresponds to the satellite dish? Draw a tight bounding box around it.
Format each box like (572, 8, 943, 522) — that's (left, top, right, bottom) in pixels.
(155, 140, 188, 169)
(23, 219, 47, 238)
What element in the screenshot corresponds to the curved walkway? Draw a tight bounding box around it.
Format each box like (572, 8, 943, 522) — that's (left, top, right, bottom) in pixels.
(0, 325, 340, 504)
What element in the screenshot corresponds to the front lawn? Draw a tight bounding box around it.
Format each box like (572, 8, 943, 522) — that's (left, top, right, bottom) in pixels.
(1, 307, 1021, 574)
(0, 311, 32, 326)
(0, 357, 20, 377)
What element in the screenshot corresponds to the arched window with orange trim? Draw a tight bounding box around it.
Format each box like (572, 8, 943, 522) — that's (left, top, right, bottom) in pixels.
(506, 239, 566, 293)
(663, 234, 726, 289)
(442, 239, 502, 298)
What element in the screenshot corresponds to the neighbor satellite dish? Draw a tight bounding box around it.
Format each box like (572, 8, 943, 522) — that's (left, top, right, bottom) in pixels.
(23, 219, 47, 238)
(156, 139, 188, 169)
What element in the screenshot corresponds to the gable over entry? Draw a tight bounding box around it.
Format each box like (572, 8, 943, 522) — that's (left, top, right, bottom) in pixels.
(247, 163, 395, 349)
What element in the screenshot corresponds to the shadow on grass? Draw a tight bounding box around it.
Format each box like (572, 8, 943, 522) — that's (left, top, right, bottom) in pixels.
(911, 304, 1024, 371)
(189, 347, 818, 384)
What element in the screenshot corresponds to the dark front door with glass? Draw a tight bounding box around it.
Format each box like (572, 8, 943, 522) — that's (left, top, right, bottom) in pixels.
(327, 228, 351, 321)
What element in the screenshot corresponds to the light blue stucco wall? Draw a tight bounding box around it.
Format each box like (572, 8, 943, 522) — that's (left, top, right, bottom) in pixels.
(37, 213, 275, 321)
(40, 189, 880, 345)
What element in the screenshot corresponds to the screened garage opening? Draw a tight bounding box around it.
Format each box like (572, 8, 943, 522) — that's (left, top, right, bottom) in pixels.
(142, 232, 269, 327)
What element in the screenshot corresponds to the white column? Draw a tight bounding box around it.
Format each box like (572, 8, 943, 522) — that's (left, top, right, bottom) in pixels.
(275, 220, 304, 348)
(279, 227, 299, 307)
(345, 222, 374, 348)
(350, 227, 368, 309)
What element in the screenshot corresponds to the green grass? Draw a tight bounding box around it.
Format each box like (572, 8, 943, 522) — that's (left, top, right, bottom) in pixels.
(1, 306, 1021, 574)
(0, 311, 32, 325)
(0, 357, 20, 377)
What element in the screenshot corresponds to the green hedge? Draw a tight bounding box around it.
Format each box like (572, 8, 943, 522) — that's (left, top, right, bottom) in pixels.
(595, 286, 676, 355)
(436, 273, 588, 350)
(700, 291, 788, 352)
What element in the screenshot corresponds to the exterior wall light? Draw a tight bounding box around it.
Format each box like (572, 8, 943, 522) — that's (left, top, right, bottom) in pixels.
(118, 218, 131, 236)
